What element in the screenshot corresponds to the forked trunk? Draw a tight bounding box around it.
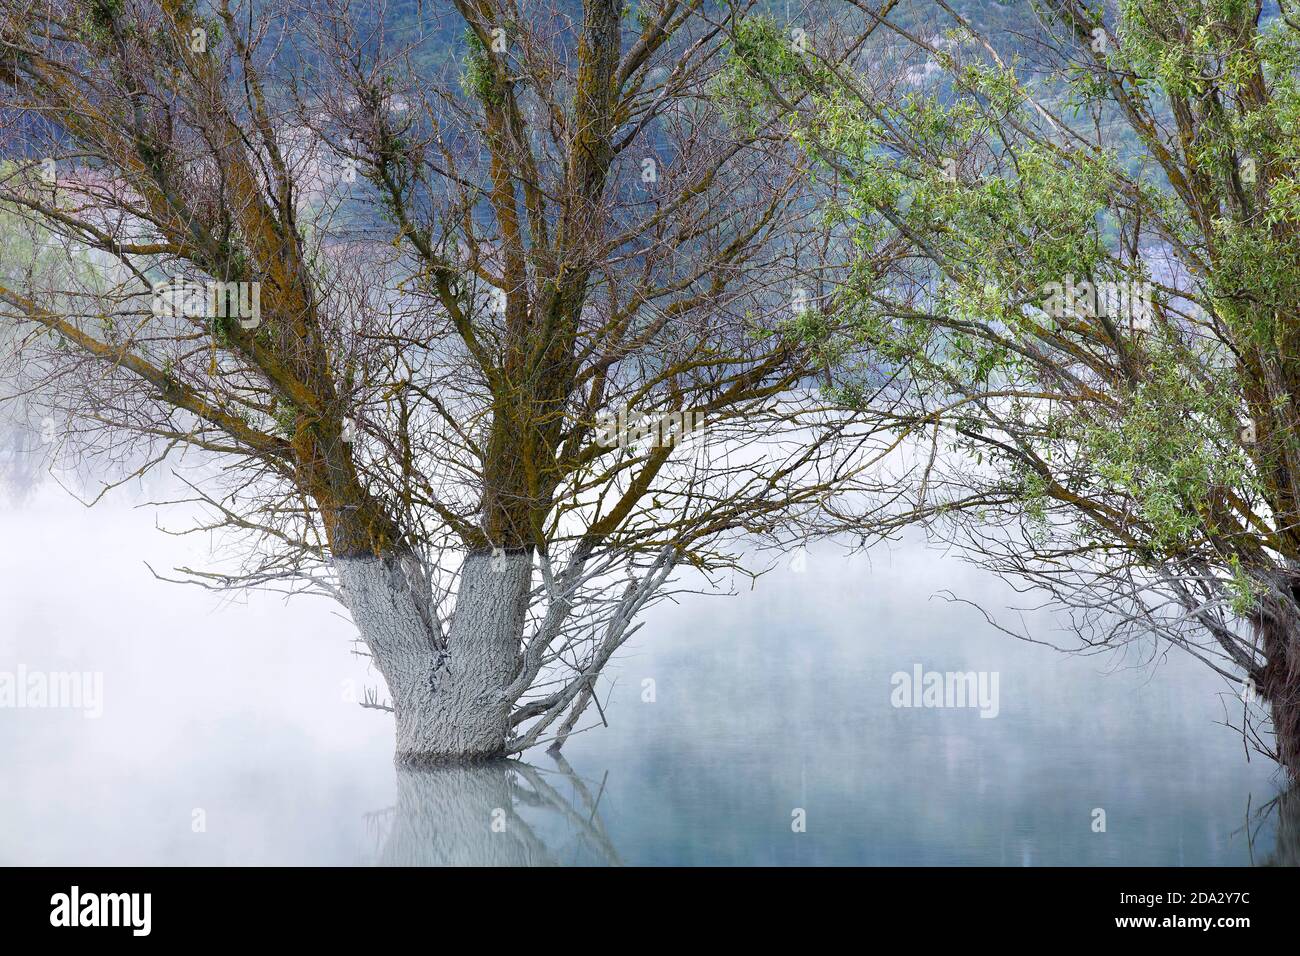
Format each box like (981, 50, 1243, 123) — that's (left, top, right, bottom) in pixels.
(336, 548, 532, 762)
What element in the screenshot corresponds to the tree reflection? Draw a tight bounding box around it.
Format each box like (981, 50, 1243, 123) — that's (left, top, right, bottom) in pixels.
(1252, 784, 1300, 867)
(367, 752, 622, 866)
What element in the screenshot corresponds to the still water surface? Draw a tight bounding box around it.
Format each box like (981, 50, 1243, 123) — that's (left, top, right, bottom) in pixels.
(0, 489, 1291, 865)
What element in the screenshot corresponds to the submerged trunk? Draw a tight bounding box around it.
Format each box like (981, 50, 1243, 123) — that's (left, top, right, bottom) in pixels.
(1262, 644, 1300, 781)
(1253, 588, 1300, 780)
(336, 548, 532, 762)
(1267, 689, 1300, 781)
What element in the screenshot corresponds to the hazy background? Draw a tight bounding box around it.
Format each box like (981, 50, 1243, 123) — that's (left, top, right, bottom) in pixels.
(0, 482, 1288, 865)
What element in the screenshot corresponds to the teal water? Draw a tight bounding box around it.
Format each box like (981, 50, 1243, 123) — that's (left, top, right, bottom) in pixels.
(0, 491, 1290, 865)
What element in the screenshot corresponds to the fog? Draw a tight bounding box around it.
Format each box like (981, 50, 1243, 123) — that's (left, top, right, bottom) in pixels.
(0, 479, 1287, 865)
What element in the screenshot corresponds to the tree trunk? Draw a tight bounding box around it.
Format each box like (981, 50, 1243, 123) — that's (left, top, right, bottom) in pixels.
(1264, 655, 1300, 781)
(336, 548, 532, 762)
(1254, 589, 1300, 780)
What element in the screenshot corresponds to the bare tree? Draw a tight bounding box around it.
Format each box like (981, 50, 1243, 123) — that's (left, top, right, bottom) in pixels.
(0, 0, 887, 761)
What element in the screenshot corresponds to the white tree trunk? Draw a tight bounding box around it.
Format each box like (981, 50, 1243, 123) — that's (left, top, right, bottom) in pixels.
(336, 549, 532, 762)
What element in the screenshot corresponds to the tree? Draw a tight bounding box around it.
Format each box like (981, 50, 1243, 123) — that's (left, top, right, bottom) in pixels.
(0, 0, 882, 761)
(0, 182, 76, 500)
(718, 0, 1300, 778)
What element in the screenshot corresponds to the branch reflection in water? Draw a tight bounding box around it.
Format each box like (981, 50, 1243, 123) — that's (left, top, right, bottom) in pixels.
(366, 754, 622, 866)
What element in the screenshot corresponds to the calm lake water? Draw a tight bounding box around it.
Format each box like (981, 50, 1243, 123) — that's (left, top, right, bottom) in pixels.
(0, 487, 1292, 865)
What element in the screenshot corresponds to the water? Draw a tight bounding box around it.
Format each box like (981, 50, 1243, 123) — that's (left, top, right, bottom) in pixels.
(0, 487, 1290, 865)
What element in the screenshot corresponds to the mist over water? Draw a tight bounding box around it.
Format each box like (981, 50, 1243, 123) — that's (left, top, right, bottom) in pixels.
(0, 483, 1289, 865)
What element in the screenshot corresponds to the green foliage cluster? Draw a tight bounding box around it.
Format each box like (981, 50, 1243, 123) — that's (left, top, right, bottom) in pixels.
(460, 28, 503, 106)
(715, 0, 1300, 615)
(1078, 353, 1252, 554)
